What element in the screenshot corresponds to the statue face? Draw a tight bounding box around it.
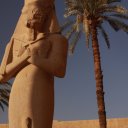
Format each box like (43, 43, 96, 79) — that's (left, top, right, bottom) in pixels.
(26, 5, 50, 30)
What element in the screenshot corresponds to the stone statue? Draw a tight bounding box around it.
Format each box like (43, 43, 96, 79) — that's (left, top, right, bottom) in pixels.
(0, 0, 68, 128)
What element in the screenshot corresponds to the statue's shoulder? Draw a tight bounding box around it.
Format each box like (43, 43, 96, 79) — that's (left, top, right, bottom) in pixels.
(49, 33, 68, 45)
(48, 34, 68, 54)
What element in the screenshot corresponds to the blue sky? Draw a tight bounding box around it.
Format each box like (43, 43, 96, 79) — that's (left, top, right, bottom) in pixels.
(0, 0, 128, 123)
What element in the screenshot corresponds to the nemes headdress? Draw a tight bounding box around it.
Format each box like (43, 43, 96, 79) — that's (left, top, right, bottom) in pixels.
(22, 0, 54, 13)
(13, 0, 60, 35)
(24, 0, 54, 6)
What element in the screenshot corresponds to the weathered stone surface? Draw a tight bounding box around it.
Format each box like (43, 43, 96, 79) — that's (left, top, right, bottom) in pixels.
(0, 118, 128, 128)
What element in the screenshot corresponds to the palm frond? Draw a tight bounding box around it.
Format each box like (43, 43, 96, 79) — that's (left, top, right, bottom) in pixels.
(0, 82, 11, 111)
(106, 17, 128, 32)
(64, 10, 80, 18)
(65, 24, 77, 39)
(76, 14, 83, 31)
(111, 13, 128, 20)
(107, 0, 121, 4)
(65, 0, 84, 14)
(1, 99, 8, 107)
(98, 5, 128, 14)
(3, 88, 10, 94)
(65, 0, 76, 7)
(79, 0, 86, 10)
(104, 17, 120, 31)
(0, 103, 4, 111)
(98, 25, 110, 48)
(60, 20, 75, 31)
(69, 31, 82, 55)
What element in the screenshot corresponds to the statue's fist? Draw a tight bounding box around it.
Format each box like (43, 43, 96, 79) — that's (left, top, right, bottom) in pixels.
(0, 75, 4, 84)
(21, 47, 31, 60)
(38, 41, 51, 58)
(27, 41, 51, 65)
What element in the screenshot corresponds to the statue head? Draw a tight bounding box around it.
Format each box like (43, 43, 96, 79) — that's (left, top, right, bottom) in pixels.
(22, 0, 54, 30)
(24, 0, 54, 7)
(13, 0, 60, 37)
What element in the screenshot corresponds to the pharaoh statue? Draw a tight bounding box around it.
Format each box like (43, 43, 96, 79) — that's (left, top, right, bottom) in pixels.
(0, 0, 68, 128)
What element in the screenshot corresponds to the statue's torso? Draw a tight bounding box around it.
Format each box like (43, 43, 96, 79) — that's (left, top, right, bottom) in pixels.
(9, 35, 54, 128)
(12, 34, 53, 83)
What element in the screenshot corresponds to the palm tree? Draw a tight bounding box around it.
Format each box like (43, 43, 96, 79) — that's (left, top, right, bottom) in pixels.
(63, 0, 128, 128)
(0, 83, 11, 111)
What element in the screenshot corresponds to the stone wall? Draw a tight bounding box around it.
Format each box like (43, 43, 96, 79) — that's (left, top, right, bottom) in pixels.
(0, 125, 7, 128)
(53, 118, 128, 128)
(0, 118, 128, 128)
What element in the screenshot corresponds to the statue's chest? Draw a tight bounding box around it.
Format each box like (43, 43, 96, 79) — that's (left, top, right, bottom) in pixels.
(29, 40, 51, 58)
(12, 38, 51, 59)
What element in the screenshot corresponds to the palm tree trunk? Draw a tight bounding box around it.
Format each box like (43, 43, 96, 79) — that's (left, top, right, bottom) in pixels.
(91, 24, 107, 128)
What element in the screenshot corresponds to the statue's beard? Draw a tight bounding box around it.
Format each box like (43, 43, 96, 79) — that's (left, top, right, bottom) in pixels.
(25, 18, 45, 41)
(26, 19, 43, 30)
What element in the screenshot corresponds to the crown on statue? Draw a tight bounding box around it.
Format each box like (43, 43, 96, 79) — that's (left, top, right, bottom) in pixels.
(22, 0, 54, 13)
(24, 0, 54, 6)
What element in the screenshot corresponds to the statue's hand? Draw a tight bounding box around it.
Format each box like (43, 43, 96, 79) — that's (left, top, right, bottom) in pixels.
(37, 41, 51, 58)
(0, 75, 5, 84)
(20, 47, 31, 60)
(27, 41, 51, 64)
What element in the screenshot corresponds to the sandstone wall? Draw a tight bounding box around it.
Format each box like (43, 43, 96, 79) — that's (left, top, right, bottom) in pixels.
(0, 118, 128, 128)
(53, 118, 128, 128)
